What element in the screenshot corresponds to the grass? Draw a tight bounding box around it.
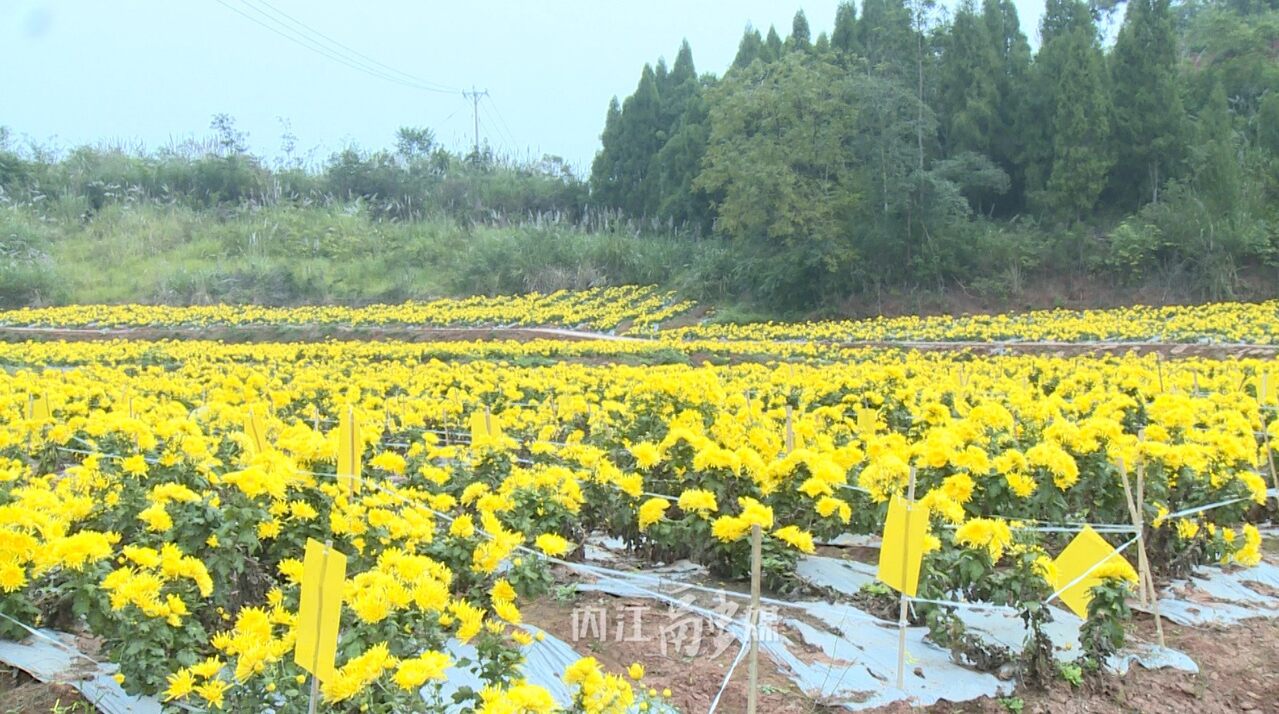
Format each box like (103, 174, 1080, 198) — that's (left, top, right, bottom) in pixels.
(1, 202, 709, 307)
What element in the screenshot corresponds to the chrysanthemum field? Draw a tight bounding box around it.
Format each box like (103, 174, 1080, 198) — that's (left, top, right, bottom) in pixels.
(0, 291, 1276, 713)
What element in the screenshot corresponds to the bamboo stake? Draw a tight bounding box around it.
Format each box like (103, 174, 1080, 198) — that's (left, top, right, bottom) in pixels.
(895, 467, 918, 691)
(1119, 460, 1165, 647)
(747, 524, 762, 714)
(784, 405, 795, 454)
(1264, 420, 1279, 508)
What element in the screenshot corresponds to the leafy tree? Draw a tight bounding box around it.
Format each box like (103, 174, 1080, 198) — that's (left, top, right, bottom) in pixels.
(395, 127, 436, 161)
(787, 10, 812, 52)
(831, 2, 860, 57)
(1043, 27, 1113, 223)
(1021, 0, 1113, 223)
(731, 26, 764, 70)
(612, 64, 664, 216)
(858, 0, 916, 75)
(939, 1, 1001, 161)
(696, 54, 862, 307)
(590, 98, 625, 209)
(764, 25, 784, 62)
(939, 1, 1006, 212)
(1110, 0, 1185, 207)
(982, 0, 1032, 211)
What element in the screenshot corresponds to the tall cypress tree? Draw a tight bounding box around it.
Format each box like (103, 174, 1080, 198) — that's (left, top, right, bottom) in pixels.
(938, 0, 1005, 210)
(939, 0, 1001, 158)
(1110, 0, 1184, 207)
(1194, 82, 1241, 216)
(1039, 5, 1113, 223)
(590, 98, 624, 209)
(732, 27, 765, 70)
(1017, 0, 1112, 222)
(831, 2, 859, 56)
(614, 64, 664, 216)
(857, 0, 916, 76)
(983, 0, 1031, 210)
(814, 31, 831, 55)
(787, 11, 812, 52)
(764, 26, 784, 62)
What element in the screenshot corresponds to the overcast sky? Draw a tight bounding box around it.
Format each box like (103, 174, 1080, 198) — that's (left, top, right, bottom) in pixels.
(2, 0, 1051, 174)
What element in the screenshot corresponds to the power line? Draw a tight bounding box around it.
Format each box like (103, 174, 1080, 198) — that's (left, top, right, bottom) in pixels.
(212, 0, 458, 95)
(243, 0, 459, 93)
(482, 95, 520, 156)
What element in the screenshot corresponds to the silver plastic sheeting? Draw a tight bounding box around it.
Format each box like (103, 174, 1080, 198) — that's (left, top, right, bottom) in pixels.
(779, 601, 1013, 708)
(577, 575, 1015, 710)
(953, 605, 1198, 674)
(0, 630, 160, 714)
(1142, 561, 1279, 626)
(795, 555, 877, 594)
(440, 624, 578, 710)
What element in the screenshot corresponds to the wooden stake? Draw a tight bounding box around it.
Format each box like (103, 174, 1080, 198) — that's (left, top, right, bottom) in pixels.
(1263, 420, 1279, 508)
(784, 405, 795, 454)
(1119, 460, 1165, 647)
(896, 467, 918, 691)
(307, 675, 319, 714)
(747, 524, 762, 714)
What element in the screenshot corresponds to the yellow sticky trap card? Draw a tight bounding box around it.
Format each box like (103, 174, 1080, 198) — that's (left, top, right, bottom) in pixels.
(469, 410, 503, 444)
(244, 406, 269, 457)
(294, 539, 347, 682)
(877, 494, 927, 596)
(1258, 372, 1277, 406)
(1052, 526, 1135, 618)
(337, 408, 362, 495)
(856, 408, 879, 437)
(29, 394, 51, 422)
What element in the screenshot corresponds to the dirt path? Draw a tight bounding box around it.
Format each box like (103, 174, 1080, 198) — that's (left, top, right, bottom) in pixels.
(0, 324, 643, 343)
(834, 340, 1279, 359)
(4, 324, 1279, 359)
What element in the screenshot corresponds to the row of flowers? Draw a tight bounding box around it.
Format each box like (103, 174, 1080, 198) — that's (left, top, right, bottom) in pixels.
(668, 300, 1279, 344)
(0, 285, 693, 333)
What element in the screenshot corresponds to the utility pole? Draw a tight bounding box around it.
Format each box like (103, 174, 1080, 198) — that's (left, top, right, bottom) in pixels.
(462, 86, 489, 158)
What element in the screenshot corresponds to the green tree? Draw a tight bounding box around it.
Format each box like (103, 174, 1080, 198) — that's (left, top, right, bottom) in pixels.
(1110, 0, 1185, 207)
(696, 53, 863, 307)
(982, 0, 1032, 211)
(831, 2, 860, 57)
(764, 25, 784, 62)
(938, 0, 1004, 211)
(590, 98, 625, 209)
(1021, 0, 1113, 223)
(787, 10, 812, 52)
(858, 0, 917, 75)
(939, 1, 1000, 159)
(731, 26, 764, 70)
(617, 64, 663, 216)
(1043, 27, 1113, 223)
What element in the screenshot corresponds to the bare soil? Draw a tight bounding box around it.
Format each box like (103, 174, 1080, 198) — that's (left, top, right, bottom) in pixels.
(4, 325, 1278, 361)
(0, 665, 90, 714)
(927, 615, 1279, 714)
(525, 590, 1279, 714)
(0, 324, 639, 344)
